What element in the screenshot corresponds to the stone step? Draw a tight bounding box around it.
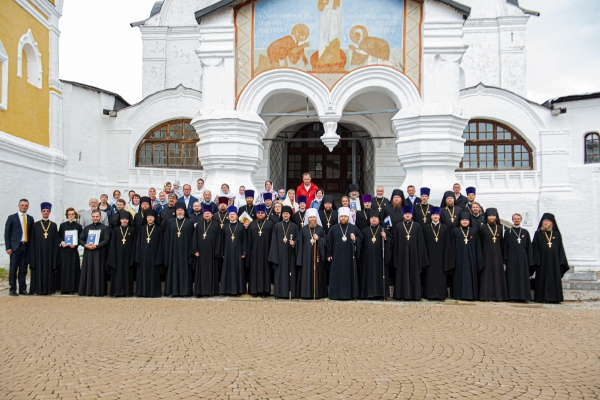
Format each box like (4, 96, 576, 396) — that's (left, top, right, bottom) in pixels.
(562, 281, 600, 290)
(563, 272, 600, 281)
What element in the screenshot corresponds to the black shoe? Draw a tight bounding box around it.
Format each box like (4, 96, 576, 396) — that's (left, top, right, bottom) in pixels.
(261, 295, 267, 298)
(19, 292, 28, 296)
(274, 295, 278, 300)
(9, 292, 18, 296)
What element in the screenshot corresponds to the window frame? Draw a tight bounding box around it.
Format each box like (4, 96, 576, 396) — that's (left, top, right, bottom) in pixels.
(584, 132, 600, 164)
(135, 119, 202, 169)
(0, 39, 8, 110)
(458, 119, 533, 171)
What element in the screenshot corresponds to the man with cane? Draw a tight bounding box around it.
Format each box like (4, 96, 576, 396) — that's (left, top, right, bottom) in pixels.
(296, 208, 327, 299)
(359, 210, 391, 300)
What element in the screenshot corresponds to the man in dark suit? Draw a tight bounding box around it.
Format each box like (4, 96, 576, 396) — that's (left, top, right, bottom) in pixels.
(404, 185, 422, 206)
(4, 199, 34, 296)
(452, 183, 469, 209)
(177, 184, 199, 215)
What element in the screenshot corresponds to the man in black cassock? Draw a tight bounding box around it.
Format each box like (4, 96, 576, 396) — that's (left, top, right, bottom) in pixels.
(192, 204, 222, 297)
(532, 213, 569, 303)
(391, 205, 429, 300)
(327, 207, 363, 300)
(220, 206, 247, 295)
(263, 193, 275, 220)
(470, 202, 485, 228)
(503, 213, 533, 302)
(189, 201, 204, 226)
(269, 205, 299, 299)
(133, 196, 154, 230)
(355, 194, 374, 231)
(413, 187, 432, 228)
(164, 202, 195, 297)
(134, 209, 164, 297)
(269, 201, 283, 224)
(109, 199, 128, 229)
(478, 208, 508, 301)
(450, 212, 485, 300)
(422, 207, 453, 300)
(359, 210, 391, 300)
(79, 210, 111, 296)
(382, 189, 406, 230)
(213, 196, 230, 228)
(246, 204, 274, 297)
(374, 186, 390, 220)
(296, 208, 327, 299)
(466, 187, 477, 211)
(318, 195, 338, 235)
(107, 211, 136, 297)
(159, 194, 178, 226)
(239, 189, 257, 220)
(28, 202, 60, 295)
(291, 195, 308, 229)
(440, 191, 463, 231)
(58, 208, 82, 294)
(346, 184, 364, 212)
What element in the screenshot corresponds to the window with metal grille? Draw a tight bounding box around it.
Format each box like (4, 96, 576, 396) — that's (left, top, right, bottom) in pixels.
(136, 120, 201, 168)
(459, 120, 533, 170)
(585, 133, 600, 164)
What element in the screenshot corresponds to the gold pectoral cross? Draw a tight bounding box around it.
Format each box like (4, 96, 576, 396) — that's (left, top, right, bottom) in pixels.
(450, 218, 454, 223)
(406, 234, 410, 240)
(258, 231, 262, 236)
(435, 238, 438, 242)
(464, 238, 469, 244)
(43, 232, 48, 239)
(327, 222, 330, 228)
(517, 238, 521, 244)
(177, 232, 181, 238)
(548, 242, 552, 248)
(378, 206, 381, 212)
(146, 237, 151, 243)
(122, 237, 126, 245)
(423, 217, 427, 223)
(203, 233, 207, 239)
(231, 234, 235, 242)
(492, 236, 497, 243)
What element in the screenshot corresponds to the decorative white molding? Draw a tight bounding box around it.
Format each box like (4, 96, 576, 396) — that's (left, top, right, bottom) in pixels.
(17, 29, 43, 89)
(0, 40, 8, 110)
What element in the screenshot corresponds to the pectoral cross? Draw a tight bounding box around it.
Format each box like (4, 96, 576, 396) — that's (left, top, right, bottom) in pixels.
(548, 242, 552, 248)
(492, 236, 497, 243)
(517, 238, 521, 244)
(203, 233, 207, 239)
(406, 234, 411, 240)
(146, 237, 151, 243)
(327, 222, 330, 228)
(231, 234, 235, 242)
(220, 223, 224, 229)
(310, 239, 315, 245)
(122, 237, 126, 245)
(258, 231, 262, 237)
(464, 238, 469, 244)
(283, 237, 288, 243)
(43, 232, 48, 239)
(450, 217, 454, 223)
(423, 217, 427, 223)
(378, 206, 382, 212)
(435, 238, 438, 242)
(177, 232, 181, 238)
(372, 237, 376, 243)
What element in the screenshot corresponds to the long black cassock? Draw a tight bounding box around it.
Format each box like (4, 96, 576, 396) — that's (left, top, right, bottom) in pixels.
(391, 221, 429, 300)
(58, 220, 82, 294)
(413, 203, 432, 229)
(107, 225, 136, 297)
(78, 222, 111, 296)
(318, 209, 338, 235)
(382, 204, 404, 229)
(135, 223, 164, 297)
(355, 208, 372, 231)
(164, 218, 195, 296)
(470, 213, 485, 229)
(532, 224, 569, 303)
(296, 224, 327, 299)
(503, 227, 534, 301)
(450, 226, 485, 300)
(220, 221, 247, 295)
(373, 196, 390, 221)
(28, 219, 60, 295)
(213, 210, 229, 228)
(327, 223, 363, 300)
(478, 223, 508, 301)
(268, 220, 299, 298)
(422, 223, 454, 300)
(359, 224, 391, 299)
(239, 204, 257, 221)
(246, 218, 274, 296)
(440, 206, 463, 231)
(291, 209, 307, 230)
(191, 219, 222, 296)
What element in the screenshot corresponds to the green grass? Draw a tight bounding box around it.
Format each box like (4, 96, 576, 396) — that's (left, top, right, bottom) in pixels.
(0, 268, 8, 280)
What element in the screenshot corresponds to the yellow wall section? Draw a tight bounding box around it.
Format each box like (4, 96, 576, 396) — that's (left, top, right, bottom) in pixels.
(0, 0, 50, 146)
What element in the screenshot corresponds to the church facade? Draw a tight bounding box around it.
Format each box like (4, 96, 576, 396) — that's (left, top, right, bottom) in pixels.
(1, 0, 600, 271)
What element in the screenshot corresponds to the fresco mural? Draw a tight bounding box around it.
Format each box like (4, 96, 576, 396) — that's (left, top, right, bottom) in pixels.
(235, 0, 422, 96)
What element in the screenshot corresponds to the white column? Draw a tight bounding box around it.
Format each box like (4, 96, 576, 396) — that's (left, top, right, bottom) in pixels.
(191, 110, 267, 194)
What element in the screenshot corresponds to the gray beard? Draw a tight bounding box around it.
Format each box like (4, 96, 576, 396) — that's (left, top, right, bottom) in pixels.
(541, 225, 552, 232)
(376, 195, 383, 198)
(177, 215, 184, 220)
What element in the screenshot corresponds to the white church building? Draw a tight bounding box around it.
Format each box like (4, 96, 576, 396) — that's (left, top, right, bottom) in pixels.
(2, 0, 600, 272)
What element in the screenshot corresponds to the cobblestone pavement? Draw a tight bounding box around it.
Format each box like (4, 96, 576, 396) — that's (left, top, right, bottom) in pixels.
(0, 296, 599, 399)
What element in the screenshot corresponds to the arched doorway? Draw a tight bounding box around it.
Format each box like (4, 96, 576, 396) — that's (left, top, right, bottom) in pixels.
(269, 122, 374, 196)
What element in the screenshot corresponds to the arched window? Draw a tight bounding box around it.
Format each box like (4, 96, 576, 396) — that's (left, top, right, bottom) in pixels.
(17, 29, 42, 89)
(585, 133, 600, 164)
(460, 120, 532, 170)
(136, 120, 201, 168)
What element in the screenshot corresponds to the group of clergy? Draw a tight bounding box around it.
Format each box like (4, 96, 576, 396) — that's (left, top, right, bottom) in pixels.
(17, 184, 569, 303)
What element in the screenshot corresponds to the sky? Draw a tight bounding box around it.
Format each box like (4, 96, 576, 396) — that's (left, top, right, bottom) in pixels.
(58, 0, 600, 105)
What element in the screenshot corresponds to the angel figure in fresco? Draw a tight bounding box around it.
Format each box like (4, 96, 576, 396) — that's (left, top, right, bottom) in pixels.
(348, 25, 401, 68)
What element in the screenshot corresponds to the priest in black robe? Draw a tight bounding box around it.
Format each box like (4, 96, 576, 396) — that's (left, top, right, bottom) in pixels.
(503, 213, 534, 301)
(478, 208, 508, 301)
(318, 195, 338, 234)
(532, 213, 569, 303)
(133, 196, 153, 230)
(470, 202, 485, 228)
(327, 207, 363, 300)
(192, 204, 222, 297)
(269, 201, 283, 224)
(422, 207, 453, 300)
(220, 206, 248, 295)
(450, 212, 485, 300)
(296, 209, 328, 299)
(164, 202, 195, 297)
(413, 188, 432, 228)
(269, 205, 299, 299)
(28, 202, 60, 295)
(239, 189, 257, 221)
(107, 211, 136, 297)
(159, 194, 178, 226)
(382, 189, 406, 230)
(134, 209, 164, 297)
(391, 205, 429, 300)
(263, 193, 275, 221)
(188, 201, 204, 226)
(109, 199, 128, 229)
(346, 184, 365, 213)
(213, 196, 230, 229)
(58, 208, 82, 294)
(440, 191, 463, 231)
(291, 195, 308, 230)
(245, 204, 274, 297)
(359, 210, 391, 300)
(79, 210, 111, 296)
(355, 194, 374, 231)
(373, 186, 390, 220)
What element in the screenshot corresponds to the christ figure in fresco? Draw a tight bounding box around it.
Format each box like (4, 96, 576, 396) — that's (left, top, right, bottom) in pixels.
(317, 0, 343, 67)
